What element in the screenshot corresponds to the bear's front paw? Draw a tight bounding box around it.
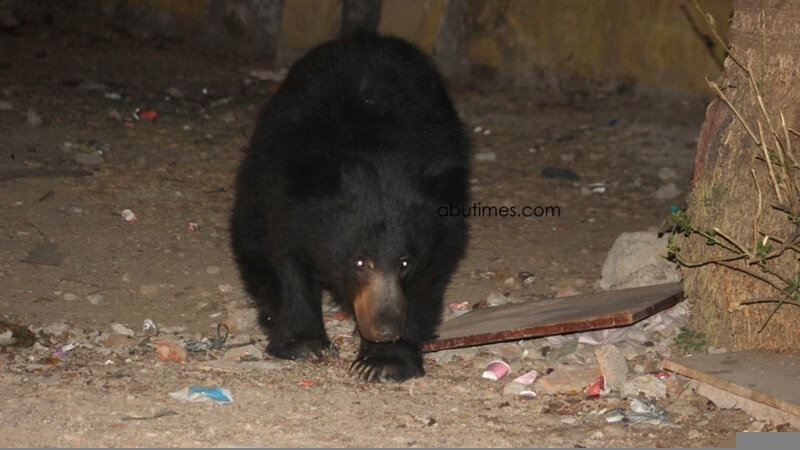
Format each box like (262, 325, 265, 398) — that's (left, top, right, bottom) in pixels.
(349, 355, 424, 382)
(267, 337, 335, 361)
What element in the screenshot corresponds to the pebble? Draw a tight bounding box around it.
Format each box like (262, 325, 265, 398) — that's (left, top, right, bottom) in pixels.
(218, 284, 233, 293)
(595, 345, 628, 391)
(166, 86, 184, 99)
(485, 292, 507, 306)
(104, 333, 136, 347)
(223, 344, 263, 361)
(654, 183, 680, 200)
(140, 285, 158, 296)
(474, 152, 497, 162)
(206, 265, 220, 275)
(502, 381, 526, 396)
(561, 417, 577, 424)
(63, 293, 79, 301)
(658, 167, 678, 181)
(41, 323, 71, 336)
(74, 151, 104, 166)
(687, 429, 702, 440)
(110, 323, 135, 337)
(86, 294, 104, 305)
(26, 108, 42, 127)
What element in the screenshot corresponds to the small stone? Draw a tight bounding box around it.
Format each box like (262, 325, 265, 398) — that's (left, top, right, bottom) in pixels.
(485, 292, 507, 306)
(224, 344, 263, 361)
(654, 183, 680, 200)
(63, 292, 79, 301)
(502, 381, 526, 396)
(561, 417, 577, 424)
(595, 345, 628, 391)
(658, 167, 678, 181)
(74, 151, 104, 166)
(166, 86, 184, 99)
(555, 286, 581, 298)
(41, 323, 71, 336)
(110, 323, 135, 337)
(140, 285, 158, 296)
(538, 364, 601, 395)
(104, 333, 136, 347)
(206, 266, 220, 275)
(474, 152, 497, 162)
(86, 294, 104, 305)
(26, 108, 42, 127)
(218, 284, 233, 293)
(620, 374, 667, 399)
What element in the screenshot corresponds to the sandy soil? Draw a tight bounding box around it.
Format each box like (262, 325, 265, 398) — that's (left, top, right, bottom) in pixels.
(0, 12, 776, 448)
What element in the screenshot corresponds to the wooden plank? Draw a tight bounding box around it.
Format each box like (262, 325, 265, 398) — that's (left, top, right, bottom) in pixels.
(423, 282, 684, 352)
(663, 351, 800, 417)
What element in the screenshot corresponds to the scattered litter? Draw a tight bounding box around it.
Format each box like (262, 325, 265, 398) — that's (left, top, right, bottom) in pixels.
(134, 108, 159, 121)
(298, 380, 314, 387)
(482, 360, 510, 381)
(516, 271, 535, 284)
(121, 209, 138, 222)
(589, 182, 607, 193)
(154, 340, 188, 363)
(169, 386, 232, 404)
(143, 319, 158, 335)
(512, 369, 539, 385)
(447, 301, 470, 317)
(185, 222, 200, 232)
(629, 398, 669, 424)
(604, 398, 669, 424)
(584, 375, 608, 397)
(52, 343, 78, 357)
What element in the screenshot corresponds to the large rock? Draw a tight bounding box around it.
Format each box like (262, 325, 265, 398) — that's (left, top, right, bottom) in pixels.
(600, 232, 680, 290)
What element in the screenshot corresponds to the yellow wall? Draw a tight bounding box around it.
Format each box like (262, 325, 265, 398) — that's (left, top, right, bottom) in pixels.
(94, 0, 732, 92)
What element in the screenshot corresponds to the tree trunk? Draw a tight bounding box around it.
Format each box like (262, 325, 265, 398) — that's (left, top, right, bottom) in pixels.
(681, 0, 800, 350)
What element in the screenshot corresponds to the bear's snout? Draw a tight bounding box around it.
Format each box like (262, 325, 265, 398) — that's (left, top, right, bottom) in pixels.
(353, 272, 407, 342)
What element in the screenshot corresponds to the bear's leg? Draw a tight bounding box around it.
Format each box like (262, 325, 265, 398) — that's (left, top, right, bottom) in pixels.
(252, 256, 331, 360)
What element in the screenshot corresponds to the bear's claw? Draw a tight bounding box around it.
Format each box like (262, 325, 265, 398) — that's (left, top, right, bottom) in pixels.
(267, 337, 335, 361)
(349, 355, 424, 383)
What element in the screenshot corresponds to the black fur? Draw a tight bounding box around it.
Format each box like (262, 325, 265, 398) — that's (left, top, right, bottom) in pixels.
(230, 33, 469, 382)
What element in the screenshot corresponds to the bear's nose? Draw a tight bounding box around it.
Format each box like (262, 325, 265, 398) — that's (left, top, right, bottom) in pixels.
(367, 322, 403, 343)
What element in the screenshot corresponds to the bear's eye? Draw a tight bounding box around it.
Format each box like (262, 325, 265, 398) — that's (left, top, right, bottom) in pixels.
(355, 257, 373, 271)
(400, 258, 411, 270)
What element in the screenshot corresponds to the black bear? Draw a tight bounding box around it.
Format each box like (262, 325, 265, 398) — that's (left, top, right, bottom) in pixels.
(230, 33, 469, 382)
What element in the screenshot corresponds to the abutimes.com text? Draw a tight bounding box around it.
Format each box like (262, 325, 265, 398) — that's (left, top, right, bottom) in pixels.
(437, 203, 561, 218)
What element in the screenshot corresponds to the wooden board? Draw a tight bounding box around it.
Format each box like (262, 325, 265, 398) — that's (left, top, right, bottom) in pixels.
(663, 351, 800, 417)
(422, 282, 684, 352)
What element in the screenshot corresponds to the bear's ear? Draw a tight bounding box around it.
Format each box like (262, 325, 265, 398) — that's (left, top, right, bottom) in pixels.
(286, 160, 342, 198)
(421, 164, 468, 205)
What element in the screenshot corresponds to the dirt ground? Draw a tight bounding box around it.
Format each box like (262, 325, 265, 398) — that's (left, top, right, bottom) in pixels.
(0, 11, 776, 448)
